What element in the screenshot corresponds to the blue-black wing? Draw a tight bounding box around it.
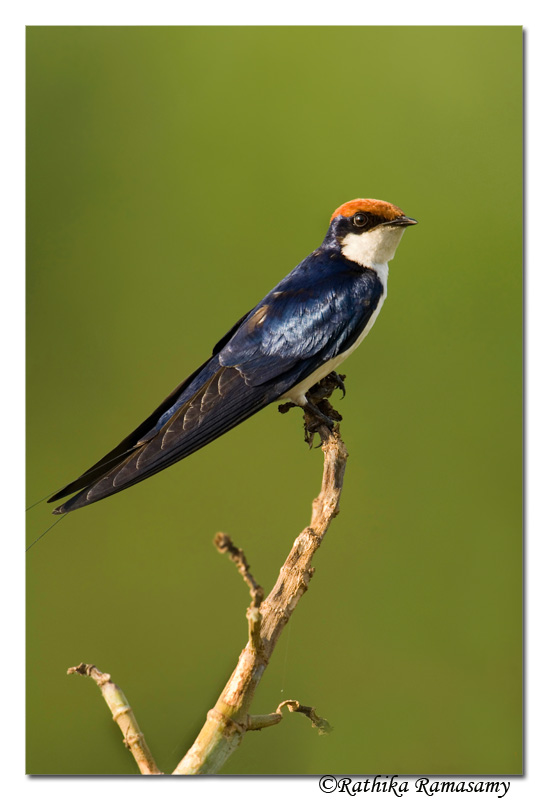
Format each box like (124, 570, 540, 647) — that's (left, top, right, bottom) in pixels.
(220, 256, 383, 386)
(50, 254, 383, 513)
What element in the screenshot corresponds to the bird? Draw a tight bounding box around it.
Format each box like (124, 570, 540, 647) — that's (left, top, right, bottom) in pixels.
(49, 198, 417, 514)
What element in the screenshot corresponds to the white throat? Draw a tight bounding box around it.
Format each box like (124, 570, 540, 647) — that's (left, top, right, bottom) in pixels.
(341, 226, 406, 269)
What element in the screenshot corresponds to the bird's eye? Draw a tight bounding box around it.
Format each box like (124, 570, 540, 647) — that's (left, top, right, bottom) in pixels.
(353, 212, 368, 228)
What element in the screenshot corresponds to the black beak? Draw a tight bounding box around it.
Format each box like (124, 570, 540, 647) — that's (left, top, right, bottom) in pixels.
(384, 215, 418, 228)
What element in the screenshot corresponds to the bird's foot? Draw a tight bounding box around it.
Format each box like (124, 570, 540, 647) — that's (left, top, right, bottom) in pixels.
(307, 372, 346, 405)
(278, 373, 345, 447)
(302, 400, 341, 448)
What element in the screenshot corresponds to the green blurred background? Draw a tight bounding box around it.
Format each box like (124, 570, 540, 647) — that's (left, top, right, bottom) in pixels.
(26, 27, 522, 775)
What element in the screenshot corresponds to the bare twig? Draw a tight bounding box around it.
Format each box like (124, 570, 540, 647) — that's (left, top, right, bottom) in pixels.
(67, 663, 162, 775)
(214, 532, 265, 653)
(246, 699, 332, 735)
(276, 699, 333, 735)
(214, 532, 264, 607)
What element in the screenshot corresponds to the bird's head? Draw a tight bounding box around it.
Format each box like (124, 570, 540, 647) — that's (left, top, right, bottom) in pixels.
(328, 198, 417, 267)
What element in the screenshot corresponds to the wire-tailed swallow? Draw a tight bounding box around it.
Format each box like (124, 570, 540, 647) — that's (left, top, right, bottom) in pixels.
(50, 198, 417, 514)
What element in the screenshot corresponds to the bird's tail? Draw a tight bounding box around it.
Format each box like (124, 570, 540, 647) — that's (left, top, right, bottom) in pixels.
(49, 365, 272, 514)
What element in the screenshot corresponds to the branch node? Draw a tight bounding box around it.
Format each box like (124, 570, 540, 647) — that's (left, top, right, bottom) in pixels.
(124, 731, 144, 749)
(246, 605, 264, 655)
(206, 707, 246, 736)
(112, 704, 132, 722)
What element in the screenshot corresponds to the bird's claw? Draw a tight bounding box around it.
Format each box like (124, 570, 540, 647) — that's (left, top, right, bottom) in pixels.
(329, 371, 346, 398)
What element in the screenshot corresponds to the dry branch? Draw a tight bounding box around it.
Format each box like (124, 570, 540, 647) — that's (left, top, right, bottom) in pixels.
(68, 373, 348, 775)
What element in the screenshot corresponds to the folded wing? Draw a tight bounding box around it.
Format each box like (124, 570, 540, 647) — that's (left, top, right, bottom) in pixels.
(50, 253, 382, 514)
